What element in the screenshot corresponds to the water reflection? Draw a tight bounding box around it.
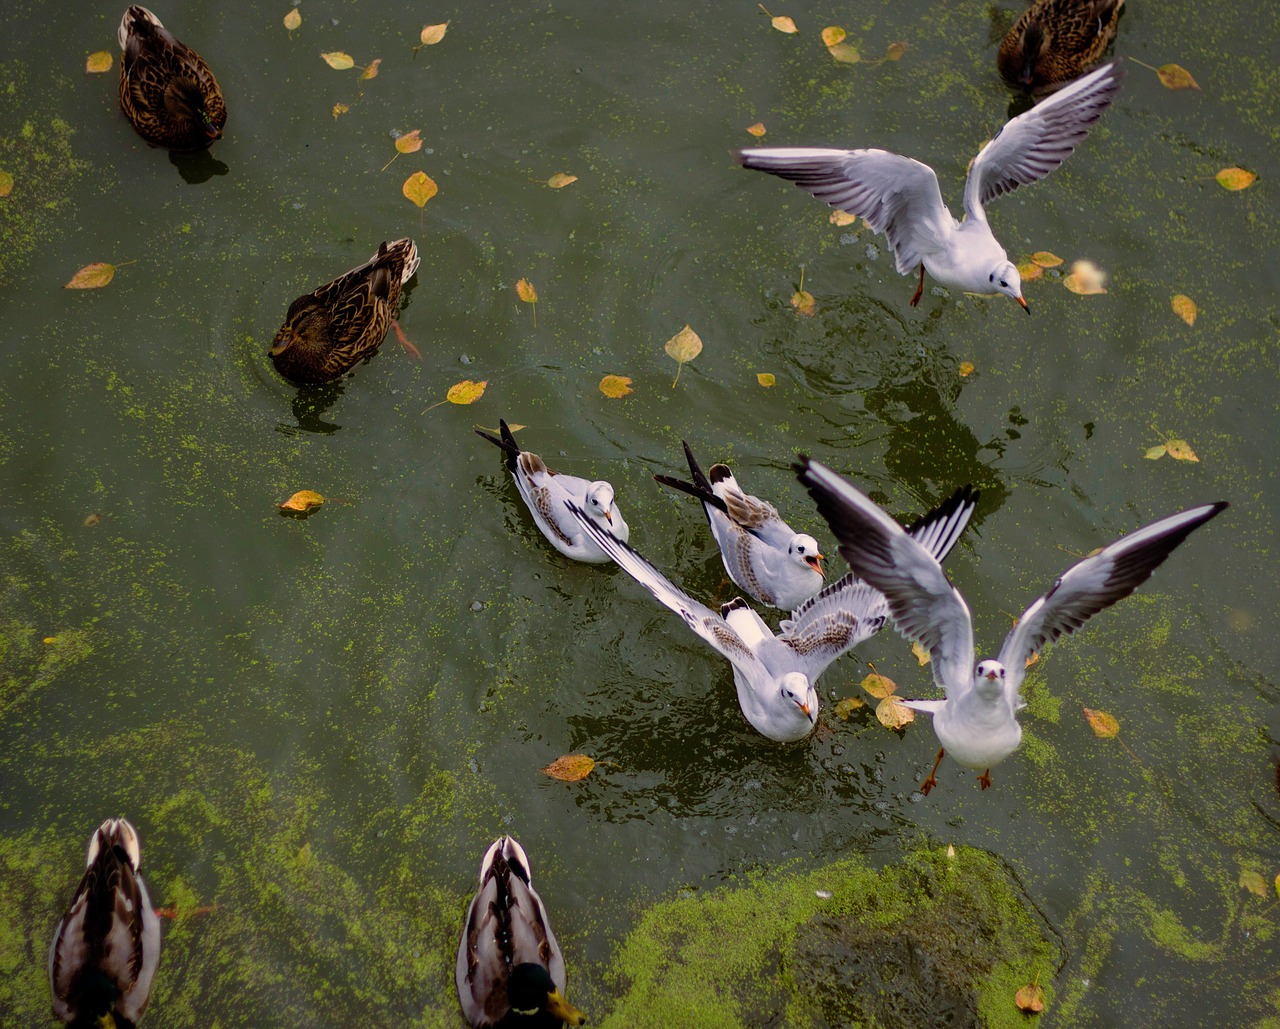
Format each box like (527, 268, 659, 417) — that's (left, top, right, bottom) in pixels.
(279, 382, 345, 435)
(170, 149, 229, 184)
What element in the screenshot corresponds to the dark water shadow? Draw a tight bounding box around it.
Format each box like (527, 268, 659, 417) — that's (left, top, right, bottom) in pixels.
(170, 149, 229, 183)
(276, 382, 346, 436)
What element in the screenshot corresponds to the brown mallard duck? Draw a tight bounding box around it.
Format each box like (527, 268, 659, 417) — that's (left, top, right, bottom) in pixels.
(998, 0, 1124, 94)
(456, 836, 587, 1028)
(269, 238, 420, 385)
(118, 6, 226, 151)
(48, 818, 162, 1028)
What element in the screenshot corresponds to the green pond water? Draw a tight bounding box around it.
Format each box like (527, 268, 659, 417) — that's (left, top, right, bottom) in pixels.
(1, 0, 1278, 1025)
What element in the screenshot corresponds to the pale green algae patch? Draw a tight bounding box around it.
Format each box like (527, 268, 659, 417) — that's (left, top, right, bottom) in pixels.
(598, 845, 1059, 1029)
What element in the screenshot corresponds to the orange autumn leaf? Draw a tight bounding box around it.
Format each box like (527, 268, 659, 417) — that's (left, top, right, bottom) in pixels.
(394, 129, 422, 154)
(447, 380, 487, 405)
(1171, 294, 1197, 326)
(402, 171, 438, 207)
(821, 26, 846, 46)
(1164, 438, 1198, 462)
(420, 23, 449, 46)
(283, 8, 301, 32)
(791, 289, 815, 316)
(543, 754, 597, 782)
(1015, 983, 1046, 1013)
(546, 172, 578, 188)
(876, 696, 915, 729)
(1017, 259, 1044, 283)
(361, 57, 382, 80)
(861, 671, 897, 700)
(85, 51, 114, 73)
(65, 262, 116, 289)
(746, 121, 766, 137)
(515, 278, 538, 303)
(320, 51, 355, 70)
(599, 374, 634, 399)
(958, 361, 975, 378)
(1082, 705, 1119, 738)
(1215, 167, 1256, 191)
(279, 489, 325, 513)
(0, 170, 12, 197)
(756, 372, 776, 387)
(911, 641, 932, 665)
(1156, 63, 1198, 90)
(829, 209, 857, 226)
(332, 102, 349, 119)
(1031, 251, 1063, 268)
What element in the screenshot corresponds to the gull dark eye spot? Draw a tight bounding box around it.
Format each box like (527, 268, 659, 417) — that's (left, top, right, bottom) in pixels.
(989, 273, 995, 283)
(999, 280, 1008, 288)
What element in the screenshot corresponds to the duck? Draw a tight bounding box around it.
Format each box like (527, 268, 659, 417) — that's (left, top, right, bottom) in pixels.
(456, 836, 587, 1028)
(269, 238, 420, 385)
(48, 818, 162, 1028)
(997, 0, 1124, 94)
(117, 6, 227, 151)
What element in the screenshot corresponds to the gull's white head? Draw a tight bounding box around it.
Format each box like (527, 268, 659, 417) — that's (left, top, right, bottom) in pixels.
(788, 533, 824, 576)
(780, 672, 819, 723)
(988, 262, 1028, 314)
(585, 482, 617, 526)
(974, 660, 1007, 697)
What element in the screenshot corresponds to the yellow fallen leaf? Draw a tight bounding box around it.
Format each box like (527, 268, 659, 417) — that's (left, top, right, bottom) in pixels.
(320, 51, 355, 70)
(332, 102, 349, 119)
(420, 22, 448, 46)
(1274, 872, 1280, 901)
(1062, 259, 1107, 295)
(946, 844, 956, 858)
(1157, 63, 1199, 90)
(1031, 251, 1063, 268)
(515, 278, 538, 324)
(1143, 444, 1167, 460)
(546, 172, 577, 188)
(665, 325, 703, 387)
(65, 262, 116, 289)
(828, 41, 860, 63)
(83, 513, 102, 527)
(829, 209, 857, 226)
(1025, 651, 1039, 670)
(599, 374, 634, 399)
(543, 754, 597, 782)
(402, 171, 438, 207)
(885, 41, 908, 61)
(1016, 259, 1043, 282)
(1164, 438, 1198, 462)
(1171, 294, 1197, 326)
(1215, 167, 1256, 191)
(447, 380, 487, 405)
(43, 637, 59, 645)
(957, 361, 974, 378)
(1239, 869, 1269, 898)
(0, 171, 13, 198)
(361, 58, 382, 80)
(876, 696, 915, 729)
(770, 16, 798, 34)
(395, 129, 423, 154)
(821, 26, 846, 46)
(1082, 705, 1119, 738)
(746, 122, 766, 138)
(85, 51, 113, 73)
(1015, 984, 1046, 1013)
(861, 671, 897, 700)
(283, 8, 301, 32)
(279, 489, 325, 513)
(756, 372, 776, 387)
(834, 696, 865, 720)
(791, 289, 815, 316)
(911, 641, 931, 665)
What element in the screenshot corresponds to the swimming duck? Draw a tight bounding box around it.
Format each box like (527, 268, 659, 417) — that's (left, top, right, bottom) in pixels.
(48, 818, 162, 1028)
(456, 836, 587, 1027)
(998, 0, 1124, 94)
(118, 6, 227, 150)
(270, 238, 420, 385)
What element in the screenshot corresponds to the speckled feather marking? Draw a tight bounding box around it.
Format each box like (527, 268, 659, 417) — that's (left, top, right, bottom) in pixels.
(521, 455, 577, 549)
(998, 0, 1123, 91)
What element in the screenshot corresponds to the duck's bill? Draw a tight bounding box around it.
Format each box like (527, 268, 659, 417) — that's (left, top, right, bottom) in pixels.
(546, 988, 587, 1025)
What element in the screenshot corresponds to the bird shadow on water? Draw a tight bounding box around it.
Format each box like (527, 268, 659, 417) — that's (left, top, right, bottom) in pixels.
(276, 383, 346, 436)
(170, 149, 229, 184)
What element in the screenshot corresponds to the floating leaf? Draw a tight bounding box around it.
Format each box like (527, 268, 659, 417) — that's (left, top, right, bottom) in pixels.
(885, 41, 908, 61)
(1062, 259, 1107, 295)
(1165, 438, 1198, 462)
(1170, 294, 1197, 325)
(791, 289, 815, 316)
(332, 102, 349, 119)
(1017, 259, 1044, 283)
(876, 696, 915, 729)
(946, 844, 956, 858)
(756, 372, 776, 387)
(83, 513, 102, 527)
(402, 171, 438, 207)
(361, 58, 382, 80)
(1275, 872, 1280, 900)
(395, 129, 422, 153)
(766, 13, 798, 34)
(665, 324, 703, 386)
(283, 8, 301, 32)
(1031, 251, 1063, 268)
(1239, 870, 1269, 898)
(958, 361, 975, 378)
(821, 26, 846, 46)
(599, 374, 634, 399)
(0, 171, 12, 198)
(828, 41, 861, 63)
(1082, 705, 1119, 738)
(516, 277, 538, 303)
(42, 637, 59, 645)
(911, 641, 931, 665)
(543, 754, 597, 781)
(1015, 984, 1046, 1013)
(278, 489, 325, 513)
(746, 122, 766, 138)
(546, 172, 578, 189)
(447, 380, 487, 405)
(1157, 63, 1199, 90)
(65, 262, 116, 289)
(320, 51, 355, 70)
(1215, 167, 1256, 191)
(829, 209, 857, 226)
(834, 696, 865, 720)
(85, 51, 113, 73)
(1025, 652, 1039, 670)
(861, 672, 897, 700)
(1143, 444, 1167, 460)
(420, 22, 449, 46)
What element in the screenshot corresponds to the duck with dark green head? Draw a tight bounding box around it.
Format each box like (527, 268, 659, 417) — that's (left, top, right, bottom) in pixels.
(456, 836, 587, 1027)
(117, 6, 226, 151)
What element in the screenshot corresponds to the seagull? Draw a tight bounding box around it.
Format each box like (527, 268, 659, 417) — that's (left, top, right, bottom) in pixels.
(477, 419, 629, 563)
(795, 455, 1227, 792)
(566, 487, 976, 742)
(738, 60, 1124, 312)
(654, 440, 825, 612)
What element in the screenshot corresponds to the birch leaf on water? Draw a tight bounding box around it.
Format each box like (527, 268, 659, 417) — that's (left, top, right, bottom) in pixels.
(1164, 438, 1198, 462)
(283, 9, 301, 32)
(320, 51, 355, 70)
(757, 373, 776, 387)
(278, 490, 325, 514)
(86, 51, 114, 73)
(746, 122, 766, 137)
(1082, 705, 1119, 738)
(876, 696, 914, 729)
(1215, 167, 1256, 191)
(65, 263, 116, 289)
(759, 5, 798, 34)
(546, 172, 577, 188)
(834, 696, 865, 720)
(420, 23, 449, 46)
(861, 672, 897, 700)
(665, 324, 703, 387)
(447, 380, 487, 405)
(396, 128, 423, 152)
(402, 171, 438, 207)
(1157, 63, 1199, 90)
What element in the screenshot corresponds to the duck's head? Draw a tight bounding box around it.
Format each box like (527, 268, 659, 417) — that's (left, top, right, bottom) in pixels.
(987, 262, 1028, 314)
(1018, 20, 1047, 85)
(788, 534, 824, 576)
(508, 963, 586, 1025)
(85, 818, 141, 870)
(974, 660, 1007, 698)
(165, 80, 223, 143)
(585, 482, 617, 527)
(780, 672, 819, 724)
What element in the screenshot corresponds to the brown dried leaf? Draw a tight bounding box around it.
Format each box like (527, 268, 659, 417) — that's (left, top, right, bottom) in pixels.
(1015, 983, 1046, 1013)
(1171, 294, 1197, 326)
(876, 695, 915, 729)
(829, 209, 857, 226)
(447, 380, 487, 405)
(86, 51, 114, 73)
(1157, 63, 1199, 90)
(546, 172, 578, 188)
(821, 26, 846, 47)
(791, 289, 815, 316)
(665, 325, 703, 386)
(320, 51, 355, 70)
(283, 8, 301, 32)
(911, 641, 931, 665)
(395, 129, 423, 154)
(885, 41, 908, 61)
(861, 672, 897, 700)
(958, 361, 975, 378)
(516, 278, 538, 303)
(1031, 251, 1063, 268)
(420, 22, 448, 46)
(1215, 167, 1256, 191)
(828, 41, 861, 63)
(1165, 438, 1198, 462)
(834, 696, 865, 720)
(402, 171, 438, 207)
(279, 489, 325, 513)
(599, 374, 634, 398)
(1082, 705, 1119, 738)
(0, 171, 12, 198)
(65, 262, 116, 289)
(361, 58, 382, 80)
(1239, 869, 1269, 897)
(543, 754, 596, 781)
(756, 372, 776, 387)
(746, 122, 766, 138)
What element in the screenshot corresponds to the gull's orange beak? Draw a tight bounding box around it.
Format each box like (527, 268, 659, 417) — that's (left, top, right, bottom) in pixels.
(1016, 295, 1030, 315)
(806, 552, 825, 576)
(984, 669, 999, 680)
(800, 700, 811, 717)
(603, 510, 613, 526)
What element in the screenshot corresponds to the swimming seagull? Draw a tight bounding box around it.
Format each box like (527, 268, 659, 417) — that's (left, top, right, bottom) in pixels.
(654, 440, 825, 612)
(795, 455, 1227, 792)
(738, 60, 1124, 312)
(477, 419, 629, 563)
(566, 487, 976, 742)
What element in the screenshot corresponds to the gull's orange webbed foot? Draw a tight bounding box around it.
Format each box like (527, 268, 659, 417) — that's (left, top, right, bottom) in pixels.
(920, 747, 945, 795)
(978, 769, 993, 790)
(909, 264, 925, 307)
